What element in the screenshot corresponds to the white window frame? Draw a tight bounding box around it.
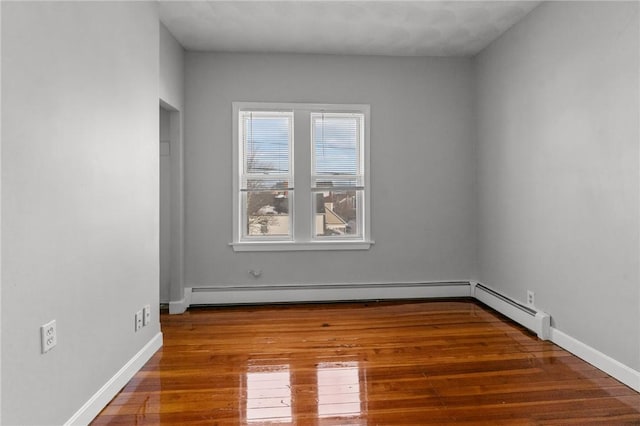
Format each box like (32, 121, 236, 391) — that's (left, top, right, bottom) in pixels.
(231, 102, 373, 252)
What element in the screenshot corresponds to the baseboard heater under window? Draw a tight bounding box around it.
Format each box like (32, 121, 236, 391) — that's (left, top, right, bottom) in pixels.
(189, 281, 472, 306)
(184, 281, 551, 340)
(473, 283, 550, 340)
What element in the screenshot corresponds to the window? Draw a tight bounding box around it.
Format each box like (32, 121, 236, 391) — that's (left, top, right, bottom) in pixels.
(312, 112, 364, 239)
(239, 111, 293, 240)
(232, 102, 372, 251)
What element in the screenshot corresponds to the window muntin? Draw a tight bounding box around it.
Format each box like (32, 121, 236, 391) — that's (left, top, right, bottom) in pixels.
(232, 102, 371, 251)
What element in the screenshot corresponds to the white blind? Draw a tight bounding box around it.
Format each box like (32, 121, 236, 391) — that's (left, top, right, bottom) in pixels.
(312, 113, 364, 190)
(240, 110, 293, 191)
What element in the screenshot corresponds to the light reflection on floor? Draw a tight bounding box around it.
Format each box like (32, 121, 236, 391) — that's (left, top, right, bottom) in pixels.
(244, 361, 364, 424)
(245, 365, 292, 423)
(317, 362, 362, 419)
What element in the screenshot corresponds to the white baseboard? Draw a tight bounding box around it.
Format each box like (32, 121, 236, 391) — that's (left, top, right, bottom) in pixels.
(189, 281, 472, 305)
(549, 327, 640, 392)
(65, 332, 163, 426)
(169, 287, 192, 314)
(473, 282, 639, 393)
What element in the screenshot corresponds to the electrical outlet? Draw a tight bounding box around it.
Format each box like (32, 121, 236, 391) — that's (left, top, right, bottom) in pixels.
(527, 290, 535, 306)
(135, 310, 143, 331)
(143, 305, 151, 327)
(41, 320, 57, 353)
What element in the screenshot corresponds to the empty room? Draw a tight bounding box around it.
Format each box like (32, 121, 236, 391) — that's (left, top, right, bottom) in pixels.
(1, 1, 639, 424)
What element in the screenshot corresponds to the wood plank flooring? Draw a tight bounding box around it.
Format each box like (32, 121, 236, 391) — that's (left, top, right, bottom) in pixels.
(91, 299, 640, 425)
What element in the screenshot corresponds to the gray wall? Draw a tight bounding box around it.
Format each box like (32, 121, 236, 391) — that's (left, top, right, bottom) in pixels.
(184, 53, 476, 288)
(1, 2, 161, 424)
(475, 1, 639, 369)
(160, 23, 184, 111)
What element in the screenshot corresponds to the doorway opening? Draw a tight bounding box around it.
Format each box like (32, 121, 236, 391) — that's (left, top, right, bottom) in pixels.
(159, 101, 183, 306)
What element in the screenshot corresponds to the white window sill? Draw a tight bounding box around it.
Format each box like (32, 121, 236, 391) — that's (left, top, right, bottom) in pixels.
(230, 240, 374, 252)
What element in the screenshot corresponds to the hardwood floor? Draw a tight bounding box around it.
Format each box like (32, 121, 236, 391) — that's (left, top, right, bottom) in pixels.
(91, 299, 640, 425)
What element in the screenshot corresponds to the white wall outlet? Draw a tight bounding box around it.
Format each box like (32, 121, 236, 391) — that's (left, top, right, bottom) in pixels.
(135, 310, 143, 331)
(41, 320, 57, 353)
(527, 290, 535, 306)
(143, 305, 151, 326)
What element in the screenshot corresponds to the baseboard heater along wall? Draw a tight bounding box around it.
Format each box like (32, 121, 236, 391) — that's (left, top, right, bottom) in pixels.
(183, 280, 551, 340)
(472, 283, 550, 340)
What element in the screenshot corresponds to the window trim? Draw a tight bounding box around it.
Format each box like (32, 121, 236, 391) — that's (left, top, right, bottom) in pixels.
(231, 102, 373, 252)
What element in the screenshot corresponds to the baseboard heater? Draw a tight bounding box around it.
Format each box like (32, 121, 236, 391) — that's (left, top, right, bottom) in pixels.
(473, 283, 550, 340)
(184, 281, 551, 340)
(189, 281, 472, 306)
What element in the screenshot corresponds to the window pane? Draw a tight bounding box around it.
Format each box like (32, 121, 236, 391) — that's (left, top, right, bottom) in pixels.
(313, 114, 361, 176)
(245, 190, 290, 237)
(243, 112, 291, 175)
(314, 190, 361, 237)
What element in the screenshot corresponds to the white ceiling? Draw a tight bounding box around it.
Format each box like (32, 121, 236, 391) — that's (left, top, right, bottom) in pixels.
(158, 1, 541, 57)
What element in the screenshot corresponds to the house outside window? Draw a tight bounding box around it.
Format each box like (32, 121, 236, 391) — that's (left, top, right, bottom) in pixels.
(232, 102, 372, 251)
